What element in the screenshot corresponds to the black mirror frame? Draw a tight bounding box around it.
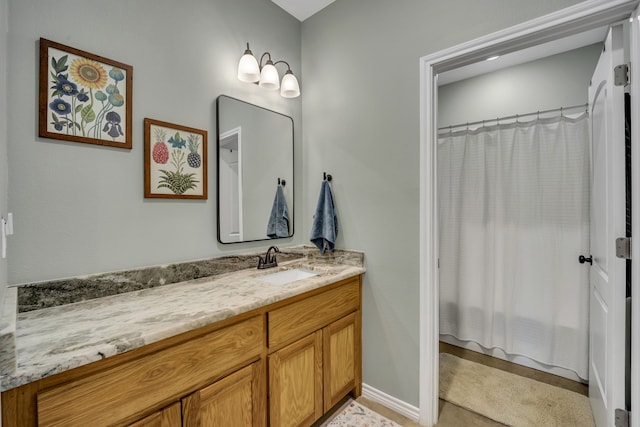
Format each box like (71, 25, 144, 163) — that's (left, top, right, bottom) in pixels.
(216, 95, 294, 244)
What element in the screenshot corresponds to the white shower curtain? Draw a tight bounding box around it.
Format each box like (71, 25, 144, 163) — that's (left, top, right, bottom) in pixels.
(438, 114, 591, 380)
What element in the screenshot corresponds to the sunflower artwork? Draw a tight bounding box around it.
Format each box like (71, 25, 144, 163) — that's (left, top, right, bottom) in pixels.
(144, 118, 208, 199)
(39, 38, 133, 149)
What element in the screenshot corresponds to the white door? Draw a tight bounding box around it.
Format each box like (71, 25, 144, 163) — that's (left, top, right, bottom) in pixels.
(588, 24, 627, 427)
(219, 128, 244, 243)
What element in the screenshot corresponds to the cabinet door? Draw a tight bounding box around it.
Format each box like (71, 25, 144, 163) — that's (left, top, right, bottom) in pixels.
(128, 403, 181, 427)
(323, 312, 361, 412)
(182, 361, 265, 427)
(269, 331, 323, 427)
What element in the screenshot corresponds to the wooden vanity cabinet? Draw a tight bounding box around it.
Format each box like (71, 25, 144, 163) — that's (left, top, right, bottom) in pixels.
(267, 276, 362, 427)
(1, 274, 362, 427)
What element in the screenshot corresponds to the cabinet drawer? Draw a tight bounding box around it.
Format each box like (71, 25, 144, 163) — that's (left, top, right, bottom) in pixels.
(37, 315, 264, 427)
(268, 277, 360, 349)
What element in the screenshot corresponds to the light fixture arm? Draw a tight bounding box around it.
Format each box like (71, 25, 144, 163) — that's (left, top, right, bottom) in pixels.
(243, 43, 294, 73)
(259, 52, 274, 68)
(273, 60, 292, 72)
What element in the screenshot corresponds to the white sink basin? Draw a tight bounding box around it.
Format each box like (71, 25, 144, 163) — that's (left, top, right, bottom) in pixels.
(257, 268, 319, 285)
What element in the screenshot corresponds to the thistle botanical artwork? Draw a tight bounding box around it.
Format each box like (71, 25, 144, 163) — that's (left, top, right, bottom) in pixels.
(144, 119, 208, 200)
(39, 39, 133, 149)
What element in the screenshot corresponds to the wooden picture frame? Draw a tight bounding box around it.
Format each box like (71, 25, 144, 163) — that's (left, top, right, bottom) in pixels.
(39, 38, 133, 149)
(144, 118, 208, 199)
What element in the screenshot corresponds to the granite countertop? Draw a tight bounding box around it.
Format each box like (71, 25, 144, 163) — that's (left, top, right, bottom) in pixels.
(0, 246, 364, 391)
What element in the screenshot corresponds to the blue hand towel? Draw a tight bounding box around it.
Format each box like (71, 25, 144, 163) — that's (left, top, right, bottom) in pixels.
(267, 185, 289, 238)
(310, 180, 338, 254)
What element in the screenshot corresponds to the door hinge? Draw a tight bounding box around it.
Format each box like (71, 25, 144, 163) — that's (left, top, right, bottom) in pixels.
(615, 63, 630, 86)
(615, 408, 629, 427)
(616, 237, 632, 259)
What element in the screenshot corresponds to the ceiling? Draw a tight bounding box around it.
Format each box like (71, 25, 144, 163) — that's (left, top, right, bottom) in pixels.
(271, 0, 335, 21)
(438, 26, 607, 85)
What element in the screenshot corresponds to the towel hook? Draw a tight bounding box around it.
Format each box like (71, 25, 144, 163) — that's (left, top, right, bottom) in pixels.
(278, 178, 286, 187)
(323, 172, 333, 182)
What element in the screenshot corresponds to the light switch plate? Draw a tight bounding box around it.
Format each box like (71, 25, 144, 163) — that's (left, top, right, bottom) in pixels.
(5, 213, 13, 235)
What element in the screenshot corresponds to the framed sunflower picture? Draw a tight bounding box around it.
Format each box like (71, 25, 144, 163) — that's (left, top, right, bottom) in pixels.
(144, 118, 208, 199)
(39, 38, 133, 149)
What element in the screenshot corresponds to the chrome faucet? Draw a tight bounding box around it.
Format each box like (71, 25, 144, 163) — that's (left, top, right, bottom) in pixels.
(257, 246, 280, 269)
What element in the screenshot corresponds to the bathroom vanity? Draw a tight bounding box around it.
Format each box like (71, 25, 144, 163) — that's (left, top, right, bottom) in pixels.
(0, 247, 364, 426)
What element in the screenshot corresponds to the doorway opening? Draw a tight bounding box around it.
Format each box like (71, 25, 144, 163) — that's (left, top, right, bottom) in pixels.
(437, 42, 601, 378)
(418, 1, 640, 425)
(219, 127, 243, 243)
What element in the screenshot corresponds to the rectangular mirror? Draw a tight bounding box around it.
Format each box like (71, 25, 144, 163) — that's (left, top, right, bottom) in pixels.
(216, 95, 294, 243)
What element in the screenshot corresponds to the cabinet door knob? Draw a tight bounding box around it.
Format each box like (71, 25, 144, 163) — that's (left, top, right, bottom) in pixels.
(579, 255, 593, 265)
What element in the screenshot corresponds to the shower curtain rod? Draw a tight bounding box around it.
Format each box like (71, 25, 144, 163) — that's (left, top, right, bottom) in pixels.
(438, 102, 588, 132)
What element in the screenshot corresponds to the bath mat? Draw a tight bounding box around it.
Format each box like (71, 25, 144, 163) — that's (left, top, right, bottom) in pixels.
(321, 399, 401, 427)
(439, 353, 594, 427)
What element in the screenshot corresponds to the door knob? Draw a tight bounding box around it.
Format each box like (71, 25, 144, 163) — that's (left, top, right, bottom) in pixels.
(579, 255, 593, 265)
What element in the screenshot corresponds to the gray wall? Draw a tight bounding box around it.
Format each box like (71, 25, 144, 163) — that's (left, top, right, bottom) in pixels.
(438, 43, 602, 128)
(302, 0, 584, 407)
(0, 0, 8, 315)
(6, 0, 302, 285)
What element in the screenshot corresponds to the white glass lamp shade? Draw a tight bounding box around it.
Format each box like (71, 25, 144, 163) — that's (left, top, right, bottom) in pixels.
(237, 51, 260, 83)
(259, 61, 280, 90)
(280, 70, 300, 98)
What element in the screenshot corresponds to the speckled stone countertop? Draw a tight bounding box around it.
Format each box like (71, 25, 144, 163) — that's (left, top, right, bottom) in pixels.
(0, 246, 364, 391)
(17, 251, 307, 312)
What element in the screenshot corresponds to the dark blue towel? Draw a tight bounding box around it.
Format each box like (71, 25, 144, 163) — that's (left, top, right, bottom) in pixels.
(310, 180, 338, 254)
(267, 185, 289, 238)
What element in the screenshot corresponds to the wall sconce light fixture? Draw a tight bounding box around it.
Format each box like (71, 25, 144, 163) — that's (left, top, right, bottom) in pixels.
(237, 43, 300, 98)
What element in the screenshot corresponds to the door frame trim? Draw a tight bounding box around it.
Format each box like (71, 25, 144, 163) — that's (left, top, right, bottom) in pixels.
(630, 4, 640, 426)
(418, 1, 640, 425)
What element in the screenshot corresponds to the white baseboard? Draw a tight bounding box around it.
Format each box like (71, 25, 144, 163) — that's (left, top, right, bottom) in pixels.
(361, 383, 420, 422)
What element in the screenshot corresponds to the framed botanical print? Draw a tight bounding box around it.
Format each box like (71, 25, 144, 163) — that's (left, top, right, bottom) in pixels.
(39, 38, 133, 149)
(144, 118, 208, 199)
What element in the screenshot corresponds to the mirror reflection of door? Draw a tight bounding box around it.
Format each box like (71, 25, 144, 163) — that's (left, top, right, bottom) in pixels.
(219, 127, 243, 242)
